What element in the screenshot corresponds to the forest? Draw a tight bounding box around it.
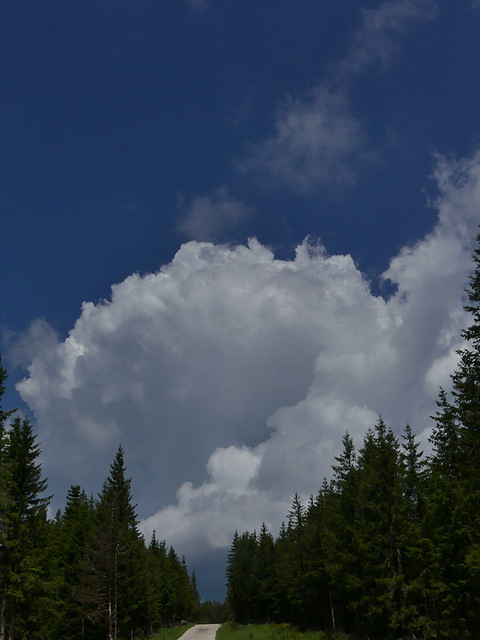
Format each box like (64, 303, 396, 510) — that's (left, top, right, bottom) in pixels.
(0, 376, 201, 640)
(225, 234, 480, 639)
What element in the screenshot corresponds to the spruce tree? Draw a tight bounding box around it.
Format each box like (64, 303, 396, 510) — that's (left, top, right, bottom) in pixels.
(325, 433, 360, 631)
(398, 424, 432, 638)
(284, 494, 308, 625)
(225, 531, 257, 623)
(302, 494, 332, 630)
(354, 419, 405, 638)
(55, 485, 96, 640)
(427, 231, 480, 636)
(252, 523, 276, 623)
(0, 354, 15, 548)
(146, 533, 169, 630)
(1, 416, 50, 640)
(79, 446, 146, 640)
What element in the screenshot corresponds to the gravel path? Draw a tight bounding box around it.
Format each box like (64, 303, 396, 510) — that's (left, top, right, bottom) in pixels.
(179, 624, 221, 640)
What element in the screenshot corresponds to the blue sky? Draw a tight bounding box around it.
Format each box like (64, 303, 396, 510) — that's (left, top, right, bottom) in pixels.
(2, 0, 480, 599)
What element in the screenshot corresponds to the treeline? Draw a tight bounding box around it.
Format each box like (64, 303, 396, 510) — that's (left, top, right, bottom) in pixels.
(0, 369, 200, 640)
(197, 600, 231, 624)
(226, 234, 480, 640)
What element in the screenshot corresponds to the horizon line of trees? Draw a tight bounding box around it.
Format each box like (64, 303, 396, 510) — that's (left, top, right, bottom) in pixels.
(226, 231, 480, 640)
(0, 366, 201, 640)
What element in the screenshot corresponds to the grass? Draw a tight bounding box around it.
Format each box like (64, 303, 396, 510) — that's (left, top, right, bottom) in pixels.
(216, 621, 347, 640)
(150, 622, 195, 640)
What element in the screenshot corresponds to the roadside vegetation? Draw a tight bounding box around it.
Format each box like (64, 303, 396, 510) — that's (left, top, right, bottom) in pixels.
(151, 622, 195, 640)
(217, 622, 346, 640)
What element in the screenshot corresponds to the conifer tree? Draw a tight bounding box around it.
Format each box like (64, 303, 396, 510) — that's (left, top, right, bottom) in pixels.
(427, 231, 480, 636)
(284, 494, 308, 625)
(1, 416, 50, 640)
(354, 419, 404, 637)
(272, 522, 291, 622)
(226, 531, 257, 623)
(398, 424, 432, 638)
(252, 523, 276, 622)
(302, 493, 332, 629)
(146, 532, 169, 630)
(0, 354, 15, 548)
(79, 446, 146, 640)
(55, 485, 96, 640)
(0, 355, 13, 640)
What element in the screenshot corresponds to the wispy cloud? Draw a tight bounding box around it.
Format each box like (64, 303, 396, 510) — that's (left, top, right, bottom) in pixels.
(185, 0, 211, 12)
(241, 87, 365, 193)
(335, 0, 438, 81)
(242, 0, 438, 193)
(177, 187, 254, 241)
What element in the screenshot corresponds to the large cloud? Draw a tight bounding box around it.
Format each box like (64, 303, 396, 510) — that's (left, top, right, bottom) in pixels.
(16, 151, 480, 578)
(142, 148, 480, 563)
(17, 235, 377, 516)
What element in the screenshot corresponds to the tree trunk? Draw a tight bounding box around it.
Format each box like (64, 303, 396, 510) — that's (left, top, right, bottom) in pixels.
(0, 593, 5, 640)
(114, 542, 118, 640)
(328, 585, 336, 630)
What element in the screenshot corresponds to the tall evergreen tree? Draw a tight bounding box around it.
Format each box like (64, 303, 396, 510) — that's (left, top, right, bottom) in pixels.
(426, 231, 480, 636)
(325, 433, 360, 631)
(353, 419, 405, 638)
(54, 485, 96, 640)
(0, 354, 15, 549)
(79, 446, 146, 640)
(284, 494, 308, 625)
(398, 424, 432, 638)
(226, 531, 257, 623)
(252, 523, 276, 623)
(1, 416, 50, 640)
(146, 532, 169, 630)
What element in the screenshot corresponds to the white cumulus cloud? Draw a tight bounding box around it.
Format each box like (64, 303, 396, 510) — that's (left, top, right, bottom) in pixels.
(140, 149, 480, 560)
(15, 150, 480, 571)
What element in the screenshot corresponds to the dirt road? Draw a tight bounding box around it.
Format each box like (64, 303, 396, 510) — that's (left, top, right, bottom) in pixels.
(179, 624, 221, 640)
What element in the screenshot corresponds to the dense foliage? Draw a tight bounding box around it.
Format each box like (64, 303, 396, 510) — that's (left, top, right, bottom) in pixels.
(0, 361, 200, 640)
(226, 233, 480, 639)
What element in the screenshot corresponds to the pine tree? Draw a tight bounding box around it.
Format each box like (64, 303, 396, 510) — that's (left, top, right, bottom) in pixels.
(0, 356, 11, 640)
(273, 522, 291, 623)
(0, 354, 15, 549)
(284, 493, 307, 625)
(452, 233, 480, 483)
(1, 415, 50, 640)
(146, 532, 169, 630)
(79, 446, 147, 640)
(398, 424, 433, 638)
(302, 494, 331, 630)
(324, 434, 360, 632)
(226, 531, 257, 623)
(353, 419, 405, 638)
(252, 523, 276, 623)
(426, 232, 480, 636)
(53, 485, 96, 640)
